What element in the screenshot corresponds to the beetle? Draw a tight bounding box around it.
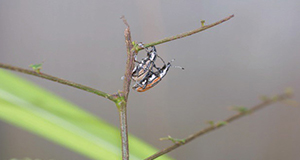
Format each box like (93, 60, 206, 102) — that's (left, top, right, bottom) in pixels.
(131, 43, 166, 83)
(132, 59, 184, 92)
(131, 43, 158, 82)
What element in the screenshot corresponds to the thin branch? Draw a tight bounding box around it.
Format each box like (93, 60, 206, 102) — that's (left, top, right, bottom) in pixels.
(121, 16, 135, 100)
(118, 102, 129, 160)
(138, 14, 234, 51)
(0, 63, 118, 102)
(145, 92, 293, 160)
(117, 15, 137, 160)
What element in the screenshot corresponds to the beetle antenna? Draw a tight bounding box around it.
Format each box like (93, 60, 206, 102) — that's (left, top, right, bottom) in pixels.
(169, 59, 184, 70)
(174, 66, 185, 70)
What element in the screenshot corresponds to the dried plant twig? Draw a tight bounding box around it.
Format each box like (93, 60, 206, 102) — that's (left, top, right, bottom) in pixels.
(0, 63, 118, 102)
(145, 92, 293, 160)
(137, 14, 234, 51)
(117, 16, 137, 160)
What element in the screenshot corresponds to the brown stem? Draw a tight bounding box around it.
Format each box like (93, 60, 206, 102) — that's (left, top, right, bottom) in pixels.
(145, 92, 293, 160)
(118, 16, 136, 160)
(0, 63, 117, 102)
(121, 16, 135, 100)
(118, 103, 129, 160)
(139, 14, 234, 50)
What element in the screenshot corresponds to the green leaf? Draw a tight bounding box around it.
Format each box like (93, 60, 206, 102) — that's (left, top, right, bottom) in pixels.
(206, 120, 215, 127)
(160, 135, 185, 144)
(229, 106, 249, 113)
(0, 69, 173, 160)
(216, 121, 228, 127)
(201, 20, 205, 27)
(29, 63, 43, 73)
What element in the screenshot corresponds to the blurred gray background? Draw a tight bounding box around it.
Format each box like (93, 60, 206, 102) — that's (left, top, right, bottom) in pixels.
(1, 0, 300, 160)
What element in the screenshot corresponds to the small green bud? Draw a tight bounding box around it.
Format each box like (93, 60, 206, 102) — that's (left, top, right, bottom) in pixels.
(29, 63, 43, 73)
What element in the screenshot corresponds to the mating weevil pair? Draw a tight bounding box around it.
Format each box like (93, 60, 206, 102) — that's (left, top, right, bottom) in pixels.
(131, 43, 184, 92)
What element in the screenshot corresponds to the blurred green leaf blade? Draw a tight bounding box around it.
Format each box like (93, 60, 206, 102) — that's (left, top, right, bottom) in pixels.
(0, 69, 173, 160)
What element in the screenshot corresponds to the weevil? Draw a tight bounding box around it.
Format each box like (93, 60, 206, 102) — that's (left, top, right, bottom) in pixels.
(133, 59, 183, 92)
(131, 43, 158, 82)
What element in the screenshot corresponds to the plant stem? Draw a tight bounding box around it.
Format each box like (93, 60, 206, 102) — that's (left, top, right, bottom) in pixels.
(145, 92, 293, 160)
(118, 16, 136, 160)
(0, 63, 118, 102)
(121, 16, 135, 100)
(118, 102, 129, 160)
(138, 14, 234, 50)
